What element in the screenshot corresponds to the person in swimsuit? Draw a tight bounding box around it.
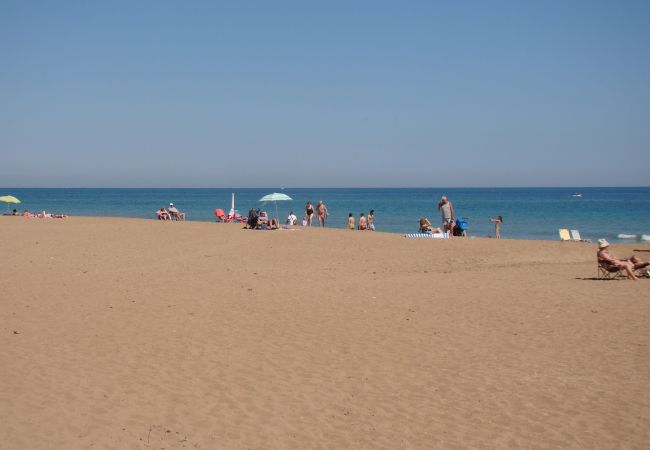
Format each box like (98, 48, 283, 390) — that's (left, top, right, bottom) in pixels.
(358, 213, 367, 230)
(305, 202, 314, 226)
(348, 213, 355, 229)
(316, 200, 328, 227)
(490, 215, 503, 239)
(437, 196, 455, 237)
(368, 210, 375, 231)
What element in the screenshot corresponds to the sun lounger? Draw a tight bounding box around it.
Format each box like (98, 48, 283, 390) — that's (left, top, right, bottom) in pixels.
(559, 228, 591, 243)
(570, 229, 591, 243)
(405, 232, 448, 238)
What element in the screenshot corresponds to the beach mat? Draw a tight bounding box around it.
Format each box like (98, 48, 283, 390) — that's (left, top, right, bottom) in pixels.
(404, 233, 448, 238)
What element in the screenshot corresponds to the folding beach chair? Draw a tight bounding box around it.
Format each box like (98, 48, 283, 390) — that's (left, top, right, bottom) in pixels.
(570, 230, 591, 243)
(559, 229, 572, 241)
(597, 261, 626, 280)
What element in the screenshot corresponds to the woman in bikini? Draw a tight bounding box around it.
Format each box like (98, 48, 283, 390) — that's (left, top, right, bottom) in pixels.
(305, 202, 314, 226)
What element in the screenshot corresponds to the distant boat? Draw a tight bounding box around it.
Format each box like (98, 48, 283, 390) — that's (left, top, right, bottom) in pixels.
(572, 193, 582, 197)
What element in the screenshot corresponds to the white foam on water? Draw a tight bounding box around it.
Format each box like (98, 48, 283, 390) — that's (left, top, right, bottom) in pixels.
(617, 234, 637, 239)
(641, 234, 650, 242)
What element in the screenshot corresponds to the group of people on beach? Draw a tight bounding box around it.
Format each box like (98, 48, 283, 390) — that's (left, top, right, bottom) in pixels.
(286, 202, 376, 231)
(3, 208, 67, 219)
(156, 203, 186, 221)
(347, 210, 375, 231)
(416, 195, 503, 239)
(303, 201, 328, 227)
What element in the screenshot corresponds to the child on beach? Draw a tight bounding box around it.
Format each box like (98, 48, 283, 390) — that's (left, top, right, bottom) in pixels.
(490, 215, 503, 239)
(348, 213, 355, 230)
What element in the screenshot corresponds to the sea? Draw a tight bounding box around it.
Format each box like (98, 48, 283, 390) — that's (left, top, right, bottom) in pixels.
(2, 187, 649, 243)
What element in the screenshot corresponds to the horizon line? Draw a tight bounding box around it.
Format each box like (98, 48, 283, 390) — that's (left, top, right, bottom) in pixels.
(1, 186, 649, 190)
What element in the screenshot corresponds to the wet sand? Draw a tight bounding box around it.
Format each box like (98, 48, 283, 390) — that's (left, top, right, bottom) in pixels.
(1, 216, 649, 449)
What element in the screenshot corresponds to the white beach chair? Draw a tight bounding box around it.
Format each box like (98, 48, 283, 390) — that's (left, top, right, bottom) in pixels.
(570, 229, 591, 243)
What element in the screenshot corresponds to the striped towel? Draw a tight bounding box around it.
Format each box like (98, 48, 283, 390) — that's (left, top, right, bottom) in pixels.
(404, 233, 448, 238)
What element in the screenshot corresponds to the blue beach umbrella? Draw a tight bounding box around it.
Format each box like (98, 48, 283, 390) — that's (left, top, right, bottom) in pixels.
(259, 192, 293, 220)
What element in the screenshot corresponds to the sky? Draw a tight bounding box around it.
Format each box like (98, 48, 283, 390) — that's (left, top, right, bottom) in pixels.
(1, 0, 649, 188)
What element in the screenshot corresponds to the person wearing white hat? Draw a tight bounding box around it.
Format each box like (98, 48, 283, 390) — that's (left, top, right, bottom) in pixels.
(597, 239, 649, 280)
(167, 202, 186, 221)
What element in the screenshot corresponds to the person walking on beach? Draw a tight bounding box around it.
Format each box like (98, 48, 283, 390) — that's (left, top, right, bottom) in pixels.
(368, 210, 375, 231)
(305, 202, 314, 226)
(438, 196, 455, 237)
(348, 213, 355, 230)
(490, 215, 503, 239)
(317, 200, 328, 227)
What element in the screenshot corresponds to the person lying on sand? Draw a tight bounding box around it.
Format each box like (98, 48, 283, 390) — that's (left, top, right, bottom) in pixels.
(419, 218, 443, 234)
(597, 239, 650, 280)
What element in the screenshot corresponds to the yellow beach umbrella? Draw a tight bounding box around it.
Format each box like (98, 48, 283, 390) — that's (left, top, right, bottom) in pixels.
(0, 195, 21, 213)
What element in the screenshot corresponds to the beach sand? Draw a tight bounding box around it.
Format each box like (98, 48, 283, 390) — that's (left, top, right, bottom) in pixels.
(1, 216, 649, 449)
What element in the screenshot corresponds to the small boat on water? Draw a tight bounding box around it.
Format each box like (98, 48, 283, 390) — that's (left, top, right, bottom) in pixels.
(572, 193, 582, 198)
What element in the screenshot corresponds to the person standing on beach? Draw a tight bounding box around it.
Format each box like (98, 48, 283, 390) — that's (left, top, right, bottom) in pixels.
(305, 202, 314, 226)
(437, 196, 455, 237)
(317, 200, 328, 227)
(368, 210, 375, 231)
(490, 215, 503, 239)
(348, 213, 355, 230)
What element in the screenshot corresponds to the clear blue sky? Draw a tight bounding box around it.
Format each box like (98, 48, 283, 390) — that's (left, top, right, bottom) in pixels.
(1, 0, 648, 187)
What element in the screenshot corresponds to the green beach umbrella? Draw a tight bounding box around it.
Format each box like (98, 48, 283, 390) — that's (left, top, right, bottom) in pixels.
(259, 192, 293, 221)
(0, 195, 21, 213)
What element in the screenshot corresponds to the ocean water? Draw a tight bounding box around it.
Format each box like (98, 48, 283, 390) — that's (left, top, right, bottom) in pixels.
(2, 187, 649, 242)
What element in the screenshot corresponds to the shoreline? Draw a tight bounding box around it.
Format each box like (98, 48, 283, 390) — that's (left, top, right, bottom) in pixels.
(5, 214, 649, 245)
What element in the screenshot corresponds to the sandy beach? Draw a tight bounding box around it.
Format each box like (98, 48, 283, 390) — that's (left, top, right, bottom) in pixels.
(1, 216, 649, 449)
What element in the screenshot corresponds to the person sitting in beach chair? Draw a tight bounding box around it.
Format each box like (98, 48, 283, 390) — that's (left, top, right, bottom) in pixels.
(257, 211, 269, 228)
(156, 207, 171, 221)
(168, 203, 186, 221)
(597, 239, 649, 280)
(419, 218, 442, 235)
